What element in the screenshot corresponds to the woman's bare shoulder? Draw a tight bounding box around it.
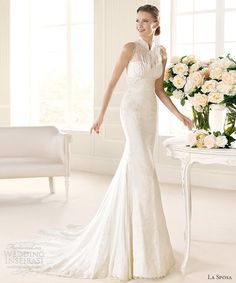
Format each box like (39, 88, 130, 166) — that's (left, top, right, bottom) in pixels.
(123, 42, 136, 56)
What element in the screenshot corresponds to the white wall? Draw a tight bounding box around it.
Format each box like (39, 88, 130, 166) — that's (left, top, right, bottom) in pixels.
(0, 0, 235, 190)
(0, 0, 10, 125)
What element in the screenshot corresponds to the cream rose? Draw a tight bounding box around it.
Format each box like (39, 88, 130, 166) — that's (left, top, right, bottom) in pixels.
(218, 58, 233, 69)
(189, 71, 204, 87)
(215, 135, 228, 147)
(194, 93, 208, 107)
(184, 80, 195, 94)
(173, 75, 186, 89)
(196, 133, 206, 148)
(208, 92, 224, 104)
(204, 135, 216, 149)
(190, 63, 200, 73)
(211, 58, 233, 69)
(200, 68, 210, 79)
(173, 63, 188, 75)
(216, 82, 233, 94)
(173, 90, 184, 99)
(201, 80, 217, 93)
(222, 71, 235, 85)
(171, 56, 181, 64)
(194, 105, 203, 113)
(182, 55, 196, 65)
(209, 67, 223, 80)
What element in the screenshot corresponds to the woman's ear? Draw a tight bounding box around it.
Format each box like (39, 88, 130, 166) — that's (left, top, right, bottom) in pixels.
(153, 21, 159, 30)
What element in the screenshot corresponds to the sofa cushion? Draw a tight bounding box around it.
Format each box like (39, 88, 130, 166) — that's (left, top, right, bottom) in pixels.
(0, 157, 65, 178)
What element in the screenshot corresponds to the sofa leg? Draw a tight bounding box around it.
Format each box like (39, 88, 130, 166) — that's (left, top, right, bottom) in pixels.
(65, 176, 69, 201)
(49, 177, 55, 194)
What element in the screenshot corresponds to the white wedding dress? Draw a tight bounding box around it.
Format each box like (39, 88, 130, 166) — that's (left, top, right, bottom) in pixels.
(14, 37, 175, 281)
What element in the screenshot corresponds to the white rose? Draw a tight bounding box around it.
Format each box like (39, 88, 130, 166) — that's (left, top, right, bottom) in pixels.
(188, 96, 204, 112)
(204, 135, 216, 149)
(173, 75, 186, 89)
(184, 79, 195, 94)
(194, 105, 203, 112)
(222, 71, 235, 85)
(171, 56, 181, 64)
(173, 90, 184, 99)
(218, 58, 234, 69)
(211, 58, 233, 69)
(201, 80, 217, 93)
(190, 63, 200, 73)
(194, 93, 208, 107)
(215, 135, 228, 148)
(196, 131, 208, 148)
(182, 55, 196, 65)
(216, 82, 233, 94)
(200, 68, 210, 78)
(187, 132, 197, 147)
(209, 67, 223, 80)
(189, 71, 204, 87)
(173, 63, 188, 75)
(208, 92, 224, 104)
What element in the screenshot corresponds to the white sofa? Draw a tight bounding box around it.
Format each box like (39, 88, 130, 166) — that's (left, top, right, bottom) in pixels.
(0, 126, 71, 200)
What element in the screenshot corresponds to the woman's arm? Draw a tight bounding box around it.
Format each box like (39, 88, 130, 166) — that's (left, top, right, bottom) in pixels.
(90, 42, 135, 134)
(155, 46, 193, 130)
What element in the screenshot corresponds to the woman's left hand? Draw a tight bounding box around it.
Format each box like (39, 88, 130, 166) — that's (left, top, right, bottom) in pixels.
(177, 113, 193, 130)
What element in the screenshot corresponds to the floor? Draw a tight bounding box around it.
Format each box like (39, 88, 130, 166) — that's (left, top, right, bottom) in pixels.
(0, 171, 235, 283)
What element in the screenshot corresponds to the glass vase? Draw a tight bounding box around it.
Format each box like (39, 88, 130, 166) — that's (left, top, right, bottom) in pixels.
(209, 104, 227, 133)
(192, 105, 210, 131)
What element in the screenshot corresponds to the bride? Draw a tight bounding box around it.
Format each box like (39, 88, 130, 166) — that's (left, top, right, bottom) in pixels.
(13, 4, 192, 282)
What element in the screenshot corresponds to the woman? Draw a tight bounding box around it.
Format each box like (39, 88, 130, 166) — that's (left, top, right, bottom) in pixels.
(16, 4, 192, 282)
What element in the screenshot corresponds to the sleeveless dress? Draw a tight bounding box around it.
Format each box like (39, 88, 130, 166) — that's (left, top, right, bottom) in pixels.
(10, 36, 175, 281)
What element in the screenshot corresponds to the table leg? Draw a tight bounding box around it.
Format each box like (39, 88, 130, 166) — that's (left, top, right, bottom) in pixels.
(181, 157, 192, 274)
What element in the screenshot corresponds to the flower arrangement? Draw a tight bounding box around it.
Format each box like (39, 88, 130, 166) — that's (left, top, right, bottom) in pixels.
(187, 129, 234, 149)
(164, 54, 236, 148)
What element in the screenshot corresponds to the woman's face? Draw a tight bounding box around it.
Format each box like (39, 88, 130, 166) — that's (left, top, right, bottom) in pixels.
(136, 11, 159, 37)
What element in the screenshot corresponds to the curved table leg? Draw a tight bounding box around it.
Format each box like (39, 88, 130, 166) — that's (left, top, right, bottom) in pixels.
(180, 157, 193, 274)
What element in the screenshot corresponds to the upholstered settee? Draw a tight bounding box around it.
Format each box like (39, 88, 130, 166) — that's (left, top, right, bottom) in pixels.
(0, 126, 71, 200)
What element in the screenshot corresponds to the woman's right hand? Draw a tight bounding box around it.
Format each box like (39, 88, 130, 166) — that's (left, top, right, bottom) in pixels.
(90, 116, 103, 134)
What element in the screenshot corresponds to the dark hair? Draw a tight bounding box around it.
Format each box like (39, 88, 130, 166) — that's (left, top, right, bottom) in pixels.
(137, 5, 160, 36)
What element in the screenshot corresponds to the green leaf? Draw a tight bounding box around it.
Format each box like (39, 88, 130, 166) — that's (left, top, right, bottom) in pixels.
(226, 53, 236, 65)
(227, 67, 236, 71)
(213, 131, 221, 137)
(225, 134, 236, 144)
(180, 97, 186, 106)
(163, 80, 169, 87)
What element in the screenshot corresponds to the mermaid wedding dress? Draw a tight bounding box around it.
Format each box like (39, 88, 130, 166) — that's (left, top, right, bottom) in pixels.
(13, 36, 175, 281)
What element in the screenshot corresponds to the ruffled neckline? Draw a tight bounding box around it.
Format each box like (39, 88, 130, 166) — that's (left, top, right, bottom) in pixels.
(137, 36, 157, 51)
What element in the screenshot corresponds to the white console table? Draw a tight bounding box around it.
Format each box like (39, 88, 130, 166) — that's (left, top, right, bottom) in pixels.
(163, 137, 236, 274)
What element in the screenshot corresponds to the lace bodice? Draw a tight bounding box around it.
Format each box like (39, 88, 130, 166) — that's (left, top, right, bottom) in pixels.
(126, 36, 163, 80)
